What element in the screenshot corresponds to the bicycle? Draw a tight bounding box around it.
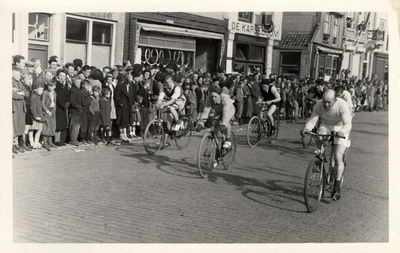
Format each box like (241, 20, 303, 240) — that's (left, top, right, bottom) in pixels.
(197, 117, 237, 178)
(143, 108, 193, 155)
(303, 131, 348, 213)
(246, 102, 280, 147)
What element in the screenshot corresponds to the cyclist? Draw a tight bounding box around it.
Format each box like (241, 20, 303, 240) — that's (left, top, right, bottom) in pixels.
(301, 89, 352, 201)
(159, 75, 186, 132)
(334, 86, 354, 116)
(196, 85, 235, 150)
(259, 78, 281, 134)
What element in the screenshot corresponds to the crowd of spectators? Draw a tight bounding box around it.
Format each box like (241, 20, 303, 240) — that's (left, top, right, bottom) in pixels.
(11, 53, 388, 154)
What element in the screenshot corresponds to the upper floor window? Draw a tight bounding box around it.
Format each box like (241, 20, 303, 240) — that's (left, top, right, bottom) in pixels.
(323, 13, 330, 34)
(238, 12, 253, 23)
(66, 18, 88, 42)
(28, 13, 50, 41)
(333, 18, 339, 45)
(92, 22, 112, 45)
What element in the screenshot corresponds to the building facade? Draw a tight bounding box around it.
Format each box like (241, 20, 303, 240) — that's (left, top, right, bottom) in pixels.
(273, 12, 346, 80)
(123, 12, 228, 73)
(226, 12, 283, 76)
(13, 12, 125, 68)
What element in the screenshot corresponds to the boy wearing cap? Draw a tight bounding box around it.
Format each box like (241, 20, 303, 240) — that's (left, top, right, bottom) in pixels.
(89, 86, 102, 144)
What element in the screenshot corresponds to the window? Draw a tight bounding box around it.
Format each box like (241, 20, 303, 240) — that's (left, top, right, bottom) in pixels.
(238, 12, 252, 23)
(379, 19, 386, 31)
(333, 18, 339, 45)
(92, 22, 112, 45)
(66, 18, 88, 42)
(323, 13, 330, 34)
(28, 13, 50, 41)
(235, 43, 249, 60)
(280, 52, 301, 75)
(249, 45, 264, 61)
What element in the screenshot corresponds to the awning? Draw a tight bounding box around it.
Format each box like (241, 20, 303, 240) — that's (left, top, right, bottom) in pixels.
(139, 22, 225, 40)
(316, 45, 343, 55)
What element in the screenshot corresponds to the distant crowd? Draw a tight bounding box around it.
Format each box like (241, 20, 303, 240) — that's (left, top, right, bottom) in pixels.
(12, 53, 388, 154)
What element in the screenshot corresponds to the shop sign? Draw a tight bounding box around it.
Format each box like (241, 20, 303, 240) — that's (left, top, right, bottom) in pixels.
(74, 12, 114, 20)
(230, 21, 279, 39)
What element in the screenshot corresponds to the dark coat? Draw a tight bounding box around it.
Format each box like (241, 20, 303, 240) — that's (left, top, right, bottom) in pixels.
(12, 78, 26, 136)
(69, 85, 83, 115)
(55, 80, 70, 130)
(114, 75, 136, 128)
(30, 92, 44, 121)
(99, 97, 111, 127)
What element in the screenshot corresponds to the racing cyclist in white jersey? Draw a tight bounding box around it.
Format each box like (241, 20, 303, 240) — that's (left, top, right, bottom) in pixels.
(301, 89, 352, 201)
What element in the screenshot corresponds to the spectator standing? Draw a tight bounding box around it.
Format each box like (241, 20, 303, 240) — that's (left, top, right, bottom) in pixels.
(99, 88, 113, 144)
(54, 69, 70, 146)
(114, 73, 134, 141)
(79, 79, 93, 144)
(102, 74, 117, 138)
(30, 85, 46, 150)
(41, 79, 57, 149)
(20, 69, 33, 151)
(89, 86, 101, 144)
(130, 95, 142, 137)
(12, 66, 27, 153)
(68, 76, 83, 146)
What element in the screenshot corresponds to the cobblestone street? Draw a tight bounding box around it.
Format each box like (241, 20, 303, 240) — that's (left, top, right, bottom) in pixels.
(8, 111, 393, 248)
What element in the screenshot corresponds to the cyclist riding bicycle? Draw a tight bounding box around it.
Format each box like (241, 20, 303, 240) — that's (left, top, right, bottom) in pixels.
(159, 75, 186, 131)
(301, 89, 352, 201)
(259, 78, 281, 134)
(196, 85, 235, 149)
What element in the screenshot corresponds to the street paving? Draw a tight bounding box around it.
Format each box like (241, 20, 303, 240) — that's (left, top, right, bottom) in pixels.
(11, 111, 390, 244)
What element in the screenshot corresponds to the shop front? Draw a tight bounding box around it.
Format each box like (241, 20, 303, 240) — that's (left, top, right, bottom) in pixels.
(226, 12, 282, 76)
(312, 44, 343, 80)
(134, 22, 225, 72)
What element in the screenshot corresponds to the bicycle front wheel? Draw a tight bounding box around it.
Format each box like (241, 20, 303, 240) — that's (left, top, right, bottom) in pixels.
(302, 134, 312, 148)
(174, 117, 193, 150)
(143, 120, 165, 155)
(197, 133, 216, 178)
(246, 116, 262, 147)
(222, 131, 237, 170)
(304, 159, 325, 213)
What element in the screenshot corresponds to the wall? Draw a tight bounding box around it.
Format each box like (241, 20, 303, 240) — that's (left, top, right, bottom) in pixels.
(282, 12, 317, 33)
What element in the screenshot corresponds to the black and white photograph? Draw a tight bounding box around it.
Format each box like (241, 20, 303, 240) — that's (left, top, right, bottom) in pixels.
(1, 0, 399, 252)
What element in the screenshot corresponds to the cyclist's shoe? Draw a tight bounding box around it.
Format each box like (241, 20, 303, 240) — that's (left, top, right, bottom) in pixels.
(175, 129, 186, 138)
(331, 191, 341, 201)
(314, 149, 322, 156)
(270, 126, 275, 135)
(222, 141, 231, 149)
(213, 160, 219, 168)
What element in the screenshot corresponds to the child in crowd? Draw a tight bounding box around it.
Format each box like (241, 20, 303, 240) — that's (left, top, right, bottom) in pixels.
(130, 95, 142, 137)
(41, 79, 57, 149)
(89, 86, 101, 144)
(99, 87, 112, 145)
(21, 70, 33, 150)
(79, 79, 93, 144)
(30, 85, 46, 150)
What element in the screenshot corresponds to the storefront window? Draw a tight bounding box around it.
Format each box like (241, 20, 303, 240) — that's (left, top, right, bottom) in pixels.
(280, 52, 301, 75)
(249, 46, 264, 61)
(92, 22, 112, 45)
(28, 13, 50, 41)
(235, 43, 249, 60)
(66, 18, 88, 42)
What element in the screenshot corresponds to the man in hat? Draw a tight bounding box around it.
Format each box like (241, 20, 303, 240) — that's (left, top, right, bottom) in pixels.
(12, 66, 28, 153)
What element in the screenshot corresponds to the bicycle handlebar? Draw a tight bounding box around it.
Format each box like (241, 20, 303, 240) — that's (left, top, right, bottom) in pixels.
(303, 131, 345, 139)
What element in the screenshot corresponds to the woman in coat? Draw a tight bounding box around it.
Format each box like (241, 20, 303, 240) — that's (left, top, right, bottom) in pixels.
(114, 73, 135, 141)
(54, 69, 70, 145)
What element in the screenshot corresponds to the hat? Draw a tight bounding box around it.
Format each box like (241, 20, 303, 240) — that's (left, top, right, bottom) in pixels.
(25, 61, 35, 68)
(209, 85, 222, 95)
(125, 66, 134, 72)
(132, 71, 142, 78)
(105, 74, 114, 80)
(102, 87, 111, 94)
(92, 86, 101, 92)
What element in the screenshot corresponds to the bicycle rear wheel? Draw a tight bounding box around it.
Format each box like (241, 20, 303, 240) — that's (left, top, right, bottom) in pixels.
(304, 159, 325, 213)
(174, 116, 193, 150)
(197, 133, 216, 178)
(222, 131, 237, 169)
(246, 116, 262, 147)
(143, 120, 165, 155)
